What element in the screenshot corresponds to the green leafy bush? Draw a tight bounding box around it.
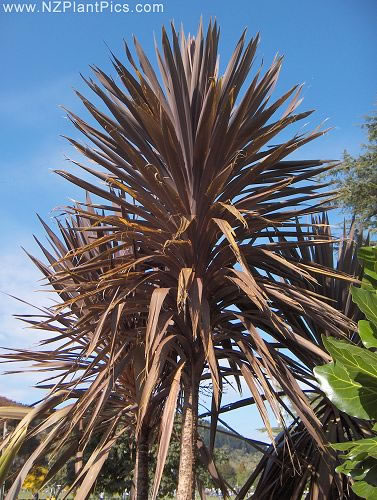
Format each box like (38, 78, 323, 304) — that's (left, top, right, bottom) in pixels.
(314, 246, 377, 499)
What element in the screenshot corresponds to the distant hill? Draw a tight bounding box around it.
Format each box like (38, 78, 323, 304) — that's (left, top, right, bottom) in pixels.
(0, 395, 25, 407)
(198, 419, 265, 453)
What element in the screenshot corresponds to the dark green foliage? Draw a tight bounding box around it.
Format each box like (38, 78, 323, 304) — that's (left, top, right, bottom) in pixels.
(326, 112, 377, 228)
(76, 430, 178, 497)
(59, 419, 262, 497)
(92, 438, 134, 495)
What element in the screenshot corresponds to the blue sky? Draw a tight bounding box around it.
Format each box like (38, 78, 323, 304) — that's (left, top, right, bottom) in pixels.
(0, 0, 376, 440)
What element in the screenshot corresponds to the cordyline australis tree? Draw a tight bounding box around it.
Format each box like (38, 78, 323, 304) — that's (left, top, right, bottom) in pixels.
(0, 20, 358, 499)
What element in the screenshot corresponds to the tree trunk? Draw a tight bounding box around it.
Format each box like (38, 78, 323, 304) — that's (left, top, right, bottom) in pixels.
(75, 419, 83, 477)
(133, 425, 149, 500)
(177, 375, 199, 500)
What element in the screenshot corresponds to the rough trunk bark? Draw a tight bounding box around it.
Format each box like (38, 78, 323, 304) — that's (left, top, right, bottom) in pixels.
(177, 376, 199, 500)
(75, 419, 83, 477)
(134, 425, 149, 500)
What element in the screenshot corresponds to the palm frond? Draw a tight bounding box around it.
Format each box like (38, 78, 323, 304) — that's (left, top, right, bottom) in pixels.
(239, 216, 368, 499)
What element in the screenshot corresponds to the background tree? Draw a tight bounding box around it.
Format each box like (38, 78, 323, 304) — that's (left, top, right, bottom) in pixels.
(325, 111, 377, 229)
(32, 417, 260, 497)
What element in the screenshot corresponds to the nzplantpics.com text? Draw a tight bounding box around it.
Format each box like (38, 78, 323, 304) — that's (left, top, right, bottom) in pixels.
(2, 0, 164, 13)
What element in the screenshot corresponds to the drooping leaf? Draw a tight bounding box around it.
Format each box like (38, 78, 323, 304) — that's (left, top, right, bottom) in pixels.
(151, 362, 184, 500)
(352, 287, 377, 327)
(0, 425, 28, 485)
(315, 337, 377, 420)
(352, 479, 377, 499)
(359, 320, 377, 349)
(0, 407, 30, 420)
